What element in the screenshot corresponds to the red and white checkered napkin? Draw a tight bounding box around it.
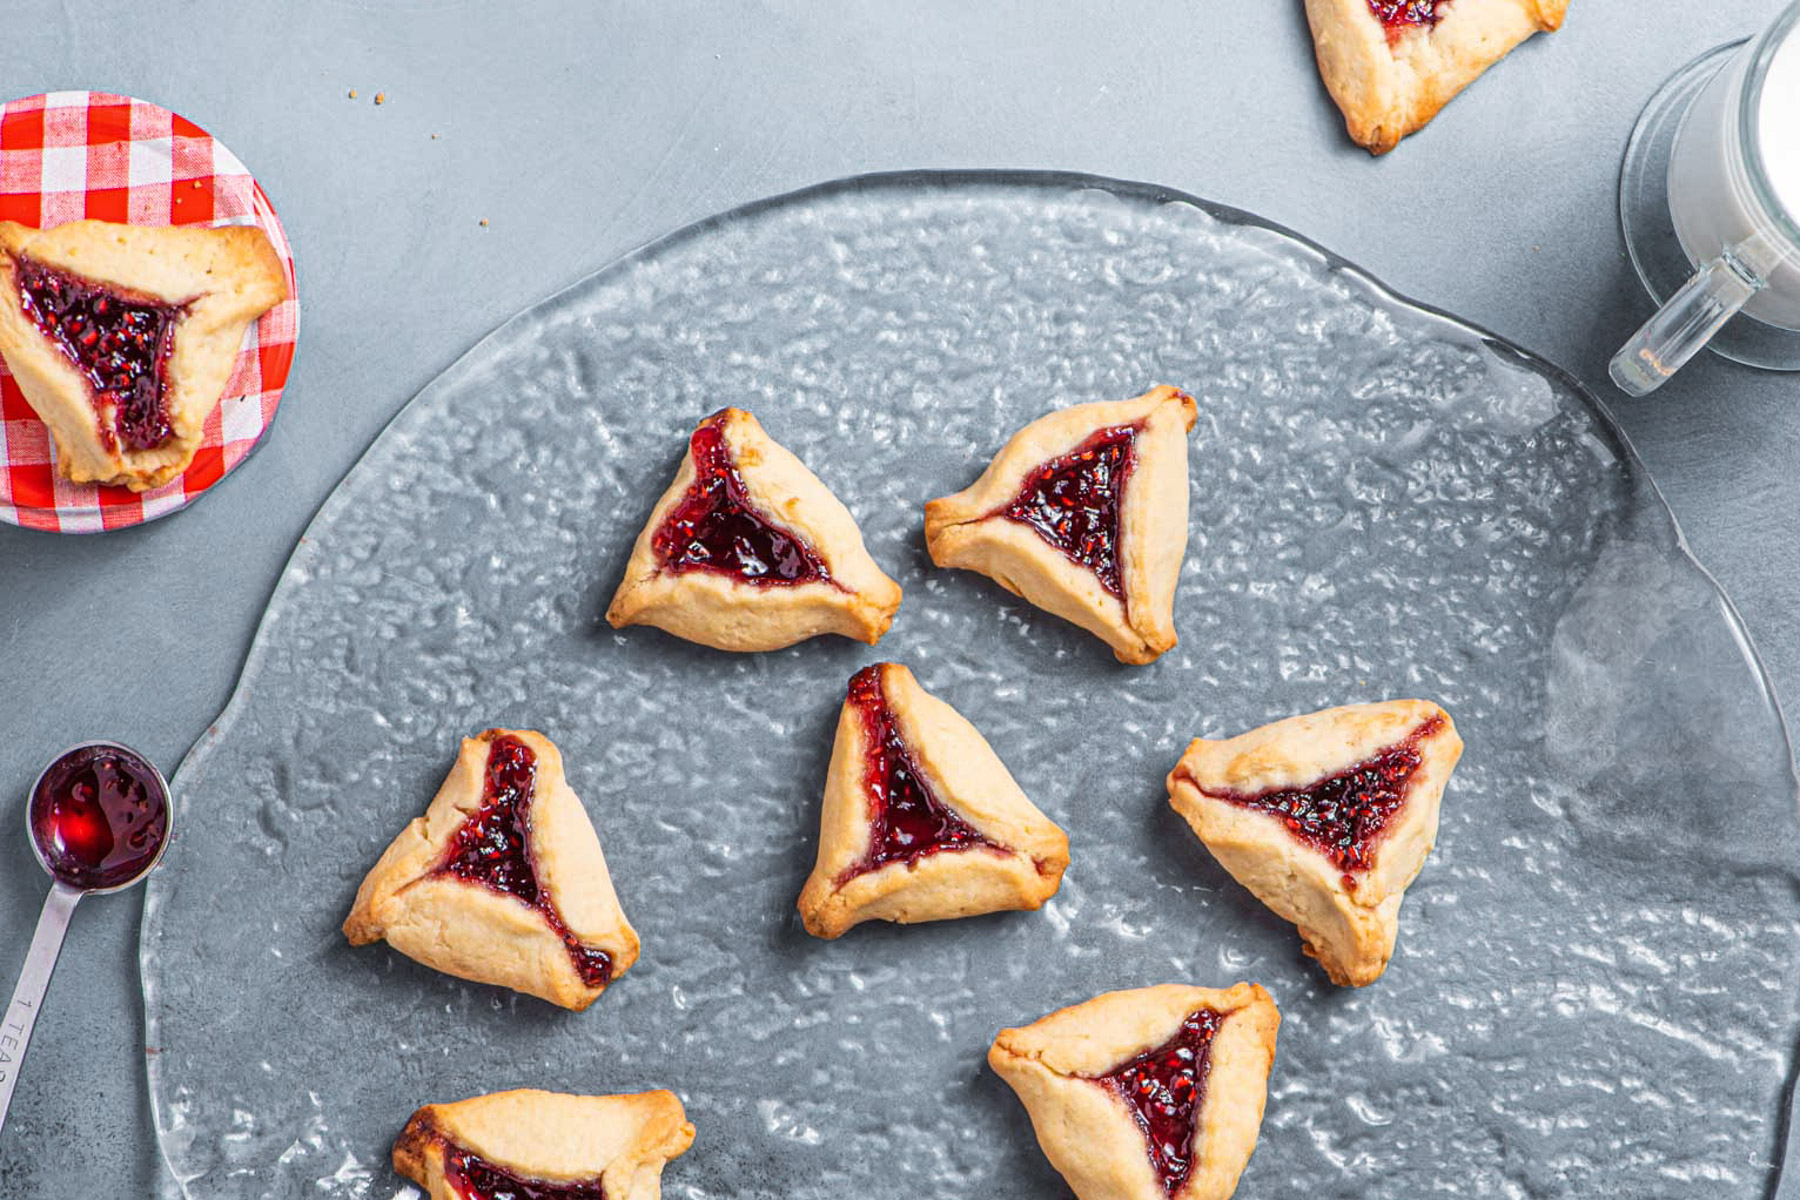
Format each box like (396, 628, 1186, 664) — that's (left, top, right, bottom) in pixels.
(0, 91, 299, 533)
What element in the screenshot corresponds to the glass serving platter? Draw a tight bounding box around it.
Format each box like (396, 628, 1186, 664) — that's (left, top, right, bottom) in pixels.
(141, 172, 1800, 1200)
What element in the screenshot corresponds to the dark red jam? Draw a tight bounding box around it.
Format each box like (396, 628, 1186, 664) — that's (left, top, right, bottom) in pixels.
(651, 413, 832, 586)
(837, 665, 998, 883)
(1204, 717, 1441, 885)
(999, 424, 1138, 600)
(440, 737, 541, 900)
(1369, 0, 1448, 33)
(435, 735, 613, 989)
(445, 1147, 606, 1200)
(29, 743, 169, 890)
(1092, 1007, 1225, 1196)
(13, 254, 185, 451)
(565, 943, 614, 988)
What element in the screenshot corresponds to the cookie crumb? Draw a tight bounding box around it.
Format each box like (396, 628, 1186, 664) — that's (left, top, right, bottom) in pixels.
(374, 92, 386, 105)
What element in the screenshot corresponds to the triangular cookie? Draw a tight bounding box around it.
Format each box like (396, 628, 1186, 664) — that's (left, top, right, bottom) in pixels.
(797, 662, 1069, 938)
(1306, 0, 1567, 154)
(606, 407, 902, 652)
(1165, 700, 1462, 987)
(0, 219, 286, 491)
(989, 983, 1280, 1200)
(394, 1088, 695, 1200)
(924, 385, 1196, 666)
(343, 728, 640, 1011)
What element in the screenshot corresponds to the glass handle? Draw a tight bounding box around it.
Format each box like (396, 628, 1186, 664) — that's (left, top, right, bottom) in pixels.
(0, 882, 81, 1139)
(1611, 248, 1766, 396)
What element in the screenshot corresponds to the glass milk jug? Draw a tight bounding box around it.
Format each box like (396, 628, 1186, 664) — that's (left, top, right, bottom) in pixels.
(1612, 1, 1800, 395)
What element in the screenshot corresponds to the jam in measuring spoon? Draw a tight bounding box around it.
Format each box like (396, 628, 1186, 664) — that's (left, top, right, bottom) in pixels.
(0, 741, 173, 1138)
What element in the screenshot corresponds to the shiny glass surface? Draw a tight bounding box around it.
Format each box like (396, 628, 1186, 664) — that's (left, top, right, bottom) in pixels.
(142, 172, 1800, 1199)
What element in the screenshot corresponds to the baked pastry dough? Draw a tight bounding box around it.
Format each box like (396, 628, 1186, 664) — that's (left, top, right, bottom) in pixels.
(343, 728, 640, 1011)
(798, 661, 1069, 937)
(1165, 700, 1462, 986)
(988, 982, 1280, 1200)
(606, 407, 902, 652)
(0, 219, 286, 490)
(924, 385, 1196, 666)
(394, 1088, 695, 1200)
(1306, 0, 1568, 154)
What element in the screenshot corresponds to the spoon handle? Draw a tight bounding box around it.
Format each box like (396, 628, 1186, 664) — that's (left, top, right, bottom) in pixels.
(0, 881, 81, 1138)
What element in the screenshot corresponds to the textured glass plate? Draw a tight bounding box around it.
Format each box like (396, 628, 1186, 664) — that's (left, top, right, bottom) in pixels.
(142, 172, 1800, 1200)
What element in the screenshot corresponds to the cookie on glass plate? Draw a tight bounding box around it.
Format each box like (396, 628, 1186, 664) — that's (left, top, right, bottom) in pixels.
(343, 728, 639, 1011)
(1166, 700, 1463, 986)
(394, 1088, 695, 1200)
(0, 219, 286, 490)
(989, 982, 1280, 1200)
(798, 662, 1069, 938)
(925, 385, 1196, 665)
(1306, 0, 1568, 154)
(606, 406, 902, 652)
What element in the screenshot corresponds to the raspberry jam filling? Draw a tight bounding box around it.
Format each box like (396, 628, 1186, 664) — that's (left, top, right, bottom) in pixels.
(436, 735, 613, 989)
(1369, 0, 1448, 33)
(445, 1147, 607, 1200)
(1203, 717, 1441, 885)
(652, 413, 833, 586)
(29, 743, 169, 891)
(13, 254, 186, 451)
(1092, 1007, 1225, 1196)
(999, 424, 1138, 599)
(838, 665, 998, 882)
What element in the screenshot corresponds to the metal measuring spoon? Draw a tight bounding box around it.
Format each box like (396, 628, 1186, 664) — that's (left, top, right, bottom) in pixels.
(0, 741, 172, 1137)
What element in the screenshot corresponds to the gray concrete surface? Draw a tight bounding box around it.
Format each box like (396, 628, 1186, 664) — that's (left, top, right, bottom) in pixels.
(0, 2, 1794, 1195)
